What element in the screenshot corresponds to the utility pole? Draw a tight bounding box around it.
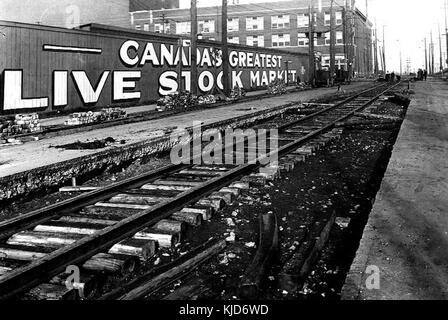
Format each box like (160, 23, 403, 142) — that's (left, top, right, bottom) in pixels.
(190, 0, 198, 95)
(374, 20, 379, 74)
(445, 0, 448, 65)
(329, 0, 336, 85)
(424, 37, 428, 72)
(382, 25, 386, 73)
(178, 39, 184, 91)
(345, 0, 354, 80)
(308, 2, 315, 86)
(439, 24, 444, 74)
(431, 30, 435, 75)
(222, 0, 231, 96)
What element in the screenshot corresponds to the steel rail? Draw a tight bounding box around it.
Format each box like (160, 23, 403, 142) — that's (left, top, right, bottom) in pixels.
(0, 164, 187, 241)
(0, 82, 401, 300)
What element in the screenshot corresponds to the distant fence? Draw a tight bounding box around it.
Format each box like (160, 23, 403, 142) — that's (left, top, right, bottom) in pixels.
(0, 21, 308, 115)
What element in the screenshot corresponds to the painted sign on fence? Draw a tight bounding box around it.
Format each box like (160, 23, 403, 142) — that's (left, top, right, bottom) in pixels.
(0, 21, 308, 114)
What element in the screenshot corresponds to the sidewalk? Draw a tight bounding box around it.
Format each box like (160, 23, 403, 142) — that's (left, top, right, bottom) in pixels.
(0, 82, 371, 179)
(342, 78, 448, 300)
(38, 86, 296, 127)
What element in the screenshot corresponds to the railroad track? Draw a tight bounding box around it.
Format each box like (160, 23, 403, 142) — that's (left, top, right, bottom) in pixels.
(0, 82, 401, 300)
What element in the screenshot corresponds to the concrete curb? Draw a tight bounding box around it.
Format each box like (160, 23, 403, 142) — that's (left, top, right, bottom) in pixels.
(340, 96, 416, 300)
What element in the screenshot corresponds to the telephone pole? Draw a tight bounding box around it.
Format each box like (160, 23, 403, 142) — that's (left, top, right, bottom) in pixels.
(439, 24, 444, 74)
(222, 0, 231, 96)
(424, 37, 428, 72)
(308, 2, 315, 86)
(190, 0, 198, 95)
(373, 20, 379, 74)
(431, 30, 435, 74)
(329, 0, 336, 85)
(445, 0, 448, 65)
(382, 25, 386, 73)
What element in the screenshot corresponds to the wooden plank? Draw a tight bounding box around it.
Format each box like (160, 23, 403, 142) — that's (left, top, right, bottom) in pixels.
(140, 184, 191, 192)
(82, 253, 137, 275)
(109, 238, 156, 261)
(7, 231, 83, 248)
(94, 202, 152, 210)
(34, 224, 98, 236)
(181, 207, 212, 221)
(59, 186, 100, 192)
(171, 212, 203, 227)
(0, 247, 46, 261)
(153, 180, 203, 187)
(133, 229, 179, 248)
(153, 219, 186, 234)
(239, 212, 279, 299)
(108, 194, 167, 205)
(0, 267, 13, 276)
(57, 216, 117, 226)
(100, 239, 226, 300)
(27, 283, 79, 301)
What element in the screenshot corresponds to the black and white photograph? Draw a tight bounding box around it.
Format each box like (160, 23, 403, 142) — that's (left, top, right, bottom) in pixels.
(0, 0, 446, 311)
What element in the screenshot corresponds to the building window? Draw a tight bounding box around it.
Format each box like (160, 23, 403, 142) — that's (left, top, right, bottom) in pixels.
(199, 20, 215, 34)
(176, 21, 191, 35)
(336, 31, 344, 44)
(324, 12, 331, 26)
(336, 11, 343, 25)
(228, 36, 239, 44)
(143, 23, 150, 31)
(247, 35, 264, 47)
(272, 15, 290, 29)
(298, 33, 309, 46)
(321, 54, 347, 68)
(325, 32, 331, 45)
(154, 23, 170, 33)
(297, 13, 316, 27)
(272, 34, 290, 47)
(135, 24, 141, 30)
(228, 18, 239, 32)
(246, 17, 264, 31)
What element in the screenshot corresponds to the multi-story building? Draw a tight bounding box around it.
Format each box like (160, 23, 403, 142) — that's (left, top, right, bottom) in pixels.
(130, 0, 373, 75)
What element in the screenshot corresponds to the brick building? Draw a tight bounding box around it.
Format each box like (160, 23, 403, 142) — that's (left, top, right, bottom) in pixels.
(130, 0, 373, 75)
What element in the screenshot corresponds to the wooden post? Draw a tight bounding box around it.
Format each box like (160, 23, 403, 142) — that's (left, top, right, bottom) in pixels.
(178, 38, 183, 92)
(308, 4, 315, 86)
(190, 0, 198, 95)
(329, 0, 336, 86)
(222, 0, 231, 96)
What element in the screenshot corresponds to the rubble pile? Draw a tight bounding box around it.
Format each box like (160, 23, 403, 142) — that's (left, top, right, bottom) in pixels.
(228, 87, 246, 101)
(267, 79, 287, 95)
(64, 108, 127, 126)
(1, 113, 41, 144)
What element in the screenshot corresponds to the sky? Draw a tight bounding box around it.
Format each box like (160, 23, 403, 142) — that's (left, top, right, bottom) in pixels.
(365, 0, 448, 73)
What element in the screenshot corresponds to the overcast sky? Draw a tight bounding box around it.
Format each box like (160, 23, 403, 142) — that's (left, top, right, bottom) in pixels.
(365, 0, 448, 72)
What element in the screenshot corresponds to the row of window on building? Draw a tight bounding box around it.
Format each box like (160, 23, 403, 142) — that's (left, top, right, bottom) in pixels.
(228, 31, 344, 47)
(135, 12, 344, 35)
